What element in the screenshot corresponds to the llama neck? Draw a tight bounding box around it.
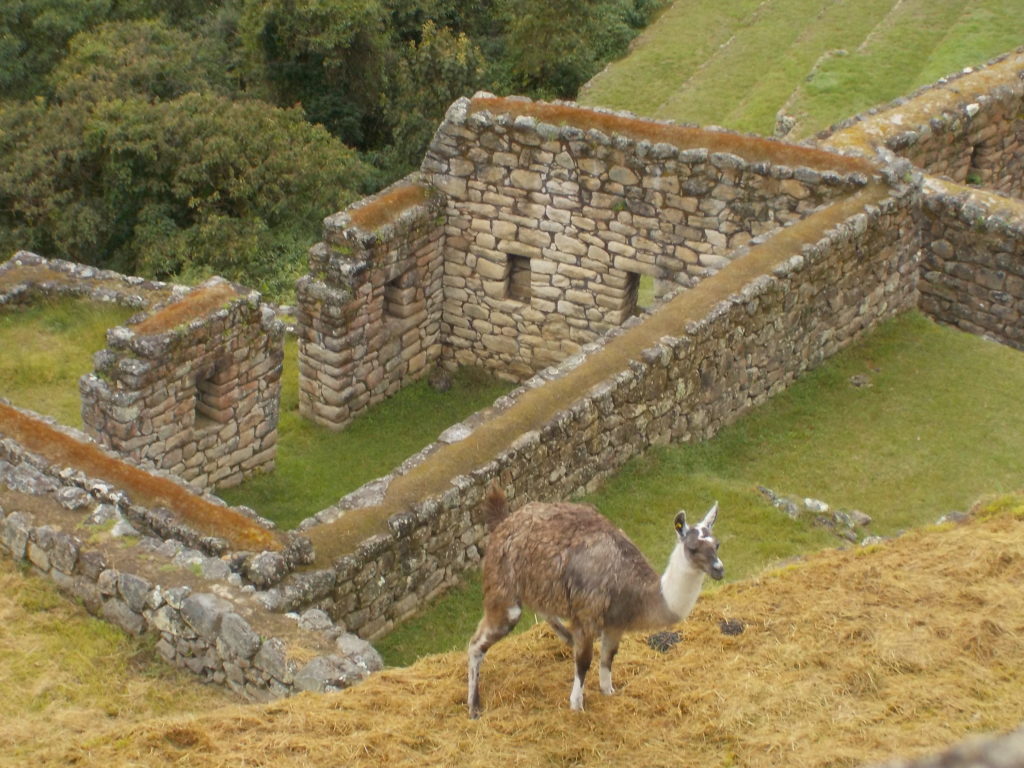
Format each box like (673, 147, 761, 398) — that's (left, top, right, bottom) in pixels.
(658, 543, 705, 623)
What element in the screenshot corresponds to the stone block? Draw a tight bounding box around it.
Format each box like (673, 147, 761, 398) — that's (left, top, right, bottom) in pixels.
(220, 612, 262, 660)
(509, 169, 543, 191)
(181, 592, 234, 641)
(102, 598, 146, 636)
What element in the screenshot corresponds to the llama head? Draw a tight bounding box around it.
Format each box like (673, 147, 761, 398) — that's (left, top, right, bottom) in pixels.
(674, 502, 724, 580)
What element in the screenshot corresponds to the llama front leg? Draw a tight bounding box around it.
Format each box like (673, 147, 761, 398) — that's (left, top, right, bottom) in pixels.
(467, 604, 521, 718)
(569, 630, 594, 711)
(599, 628, 623, 695)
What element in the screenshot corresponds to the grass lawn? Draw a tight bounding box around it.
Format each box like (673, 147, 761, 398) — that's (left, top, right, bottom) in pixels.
(375, 311, 1024, 665)
(580, 0, 1024, 138)
(0, 298, 136, 428)
(217, 340, 513, 529)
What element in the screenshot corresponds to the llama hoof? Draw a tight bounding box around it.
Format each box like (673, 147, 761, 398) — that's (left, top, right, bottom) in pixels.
(601, 683, 615, 696)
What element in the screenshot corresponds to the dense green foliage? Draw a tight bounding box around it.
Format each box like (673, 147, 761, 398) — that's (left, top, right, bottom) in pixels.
(0, 0, 660, 300)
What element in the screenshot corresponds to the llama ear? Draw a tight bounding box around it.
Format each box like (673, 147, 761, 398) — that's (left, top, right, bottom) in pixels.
(674, 511, 688, 537)
(701, 501, 719, 529)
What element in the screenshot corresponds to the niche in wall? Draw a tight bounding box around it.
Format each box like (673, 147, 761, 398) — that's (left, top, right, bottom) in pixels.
(194, 361, 234, 431)
(624, 271, 656, 315)
(384, 268, 420, 320)
(508, 255, 531, 302)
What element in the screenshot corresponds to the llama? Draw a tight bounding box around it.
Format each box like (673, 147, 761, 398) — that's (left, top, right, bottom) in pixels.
(467, 484, 723, 717)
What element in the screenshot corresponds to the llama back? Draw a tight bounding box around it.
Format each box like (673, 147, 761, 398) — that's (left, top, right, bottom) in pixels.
(484, 501, 662, 631)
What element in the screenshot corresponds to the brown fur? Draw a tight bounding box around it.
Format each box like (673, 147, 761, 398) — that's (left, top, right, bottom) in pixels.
(482, 498, 675, 634)
(468, 484, 721, 717)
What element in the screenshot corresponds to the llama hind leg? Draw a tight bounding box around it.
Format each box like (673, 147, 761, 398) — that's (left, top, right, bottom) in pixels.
(569, 629, 594, 711)
(599, 628, 623, 695)
(467, 603, 521, 718)
(539, 614, 573, 646)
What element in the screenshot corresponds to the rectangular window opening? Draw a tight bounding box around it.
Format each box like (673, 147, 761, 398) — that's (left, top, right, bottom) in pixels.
(194, 362, 233, 431)
(385, 269, 419, 320)
(508, 255, 531, 302)
(625, 271, 655, 316)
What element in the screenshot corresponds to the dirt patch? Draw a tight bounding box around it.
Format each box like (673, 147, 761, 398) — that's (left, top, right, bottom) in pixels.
(40, 501, 1024, 768)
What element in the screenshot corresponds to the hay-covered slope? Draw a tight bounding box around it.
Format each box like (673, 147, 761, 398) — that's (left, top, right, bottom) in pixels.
(46, 506, 1024, 768)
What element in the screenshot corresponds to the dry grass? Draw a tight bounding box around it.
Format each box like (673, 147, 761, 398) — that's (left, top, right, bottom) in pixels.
(469, 96, 876, 175)
(29, 501, 1024, 768)
(0, 560, 236, 766)
(131, 280, 243, 336)
(0, 402, 282, 551)
(348, 183, 432, 232)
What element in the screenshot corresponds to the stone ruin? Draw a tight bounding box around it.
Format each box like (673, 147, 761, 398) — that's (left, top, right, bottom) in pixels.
(0, 47, 1023, 724)
(80, 276, 283, 490)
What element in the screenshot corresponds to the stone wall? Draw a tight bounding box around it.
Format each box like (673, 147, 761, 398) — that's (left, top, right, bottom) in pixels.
(918, 179, 1024, 351)
(288, 178, 919, 639)
(821, 49, 1024, 197)
(3, 46, 1023, 704)
(423, 95, 874, 379)
(820, 48, 1024, 353)
(80, 276, 283, 490)
(0, 402, 381, 699)
(296, 177, 446, 430)
(0, 250, 180, 310)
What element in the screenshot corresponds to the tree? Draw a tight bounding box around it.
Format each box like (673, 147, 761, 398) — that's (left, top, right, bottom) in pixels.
(0, 92, 371, 300)
(500, 0, 654, 98)
(381, 20, 484, 172)
(238, 0, 389, 148)
(0, 0, 112, 98)
(49, 19, 233, 104)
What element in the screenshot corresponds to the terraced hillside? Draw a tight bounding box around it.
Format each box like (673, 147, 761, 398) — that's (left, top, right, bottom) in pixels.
(580, 0, 1024, 139)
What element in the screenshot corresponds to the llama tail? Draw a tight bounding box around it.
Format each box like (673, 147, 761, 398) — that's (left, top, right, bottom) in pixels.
(484, 481, 510, 530)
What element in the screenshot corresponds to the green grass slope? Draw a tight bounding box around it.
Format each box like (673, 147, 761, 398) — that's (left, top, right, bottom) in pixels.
(580, 0, 1024, 138)
(218, 342, 513, 529)
(375, 312, 1024, 665)
(0, 299, 136, 428)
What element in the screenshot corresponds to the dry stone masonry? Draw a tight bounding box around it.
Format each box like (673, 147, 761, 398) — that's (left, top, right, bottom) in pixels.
(290, 175, 919, 639)
(918, 179, 1024, 350)
(296, 177, 446, 430)
(80, 276, 284, 489)
(422, 95, 872, 378)
(1, 47, 1023, 703)
(821, 55, 1024, 198)
(0, 249, 180, 309)
(0, 401, 381, 699)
